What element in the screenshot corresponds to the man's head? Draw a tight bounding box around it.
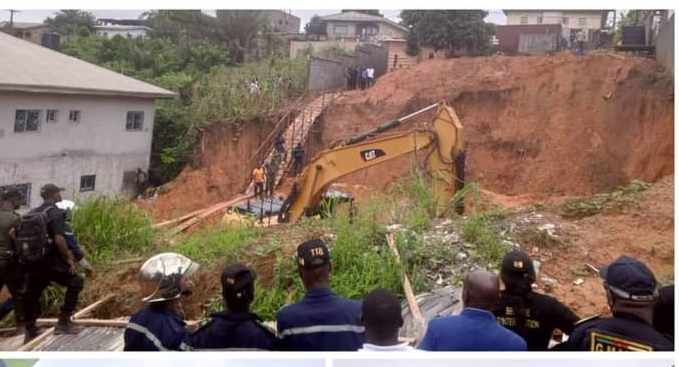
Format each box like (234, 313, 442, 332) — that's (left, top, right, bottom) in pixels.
(296, 238, 332, 291)
(361, 288, 403, 346)
(40, 184, 64, 203)
(221, 263, 257, 312)
(500, 250, 536, 295)
(1, 187, 23, 210)
(599, 255, 658, 320)
(462, 270, 500, 311)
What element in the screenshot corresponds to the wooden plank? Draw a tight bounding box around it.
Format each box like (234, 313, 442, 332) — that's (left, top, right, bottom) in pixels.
(174, 195, 249, 233)
(37, 318, 129, 327)
(385, 233, 424, 322)
(18, 294, 114, 351)
(153, 207, 210, 228)
(110, 257, 143, 266)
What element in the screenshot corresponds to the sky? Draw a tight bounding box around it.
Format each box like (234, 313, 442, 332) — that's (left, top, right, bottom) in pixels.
(0, 9, 508, 31)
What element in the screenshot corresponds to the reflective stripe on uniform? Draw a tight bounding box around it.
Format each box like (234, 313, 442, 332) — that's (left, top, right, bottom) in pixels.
(126, 322, 172, 351)
(277, 324, 365, 338)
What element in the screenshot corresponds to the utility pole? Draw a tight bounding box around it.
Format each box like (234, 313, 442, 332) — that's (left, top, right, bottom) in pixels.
(6, 9, 20, 30)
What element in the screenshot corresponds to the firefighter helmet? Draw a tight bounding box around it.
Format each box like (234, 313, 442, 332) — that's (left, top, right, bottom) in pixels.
(138, 252, 199, 303)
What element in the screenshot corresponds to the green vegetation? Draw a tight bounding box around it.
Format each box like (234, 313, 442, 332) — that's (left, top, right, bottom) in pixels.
(560, 180, 650, 218)
(462, 211, 510, 268)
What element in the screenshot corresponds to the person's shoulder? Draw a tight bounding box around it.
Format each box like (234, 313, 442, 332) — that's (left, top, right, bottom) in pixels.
(277, 300, 304, 319)
(572, 314, 602, 329)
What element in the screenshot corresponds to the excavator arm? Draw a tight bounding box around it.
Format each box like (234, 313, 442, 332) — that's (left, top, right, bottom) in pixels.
(278, 101, 464, 223)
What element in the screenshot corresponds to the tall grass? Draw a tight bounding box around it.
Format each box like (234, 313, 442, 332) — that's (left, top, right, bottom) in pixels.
(391, 166, 437, 232)
(71, 196, 154, 263)
(463, 211, 511, 268)
(174, 224, 262, 265)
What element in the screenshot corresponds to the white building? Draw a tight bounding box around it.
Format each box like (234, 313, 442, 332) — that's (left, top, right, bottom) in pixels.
(94, 25, 151, 39)
(0, 31, 173, 208)
(504, 10, 606, 41)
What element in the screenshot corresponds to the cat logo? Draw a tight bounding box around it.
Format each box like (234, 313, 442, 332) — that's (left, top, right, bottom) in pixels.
(513, 260, 524, 269)
(360, 149, 386, 162)
(589, 331, 653, 351)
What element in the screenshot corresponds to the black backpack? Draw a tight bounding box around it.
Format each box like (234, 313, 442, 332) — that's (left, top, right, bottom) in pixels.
(14, 206, 53, 263)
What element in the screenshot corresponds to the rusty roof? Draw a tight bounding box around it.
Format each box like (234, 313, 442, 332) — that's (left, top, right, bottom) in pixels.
(0, 327, 123, 351)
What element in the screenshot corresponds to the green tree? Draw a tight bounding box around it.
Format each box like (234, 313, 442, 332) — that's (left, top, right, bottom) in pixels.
(400, 10, 492, 56)
(215, 10, 266, 63)
(45, 10, 95, 39)
(143, 10, 220, 45)
(304, 14, 326, 40)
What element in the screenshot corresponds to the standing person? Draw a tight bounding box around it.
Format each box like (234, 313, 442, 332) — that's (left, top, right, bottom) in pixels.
(494, 250, 579, 350)
(124, 252, 199, 351)
(565, 255, 673, 351)
(358, 288, 413, 351)
(360, 69, 368, 90)
(264, 161, 277, 198)
(135, 168, 148, 198)
(292, 143, 305, 176)
(188, 264, 276, 350)
(252, 164, 266, 199)
(576, 30, 586, 55)
(19, 184, 83, 343)
(366, 67, 375, 87)
(652, 284, 674, 340)
(0, 188, 23, 324)
(418, 270, 527, 351)
(276, 239, 364, 351)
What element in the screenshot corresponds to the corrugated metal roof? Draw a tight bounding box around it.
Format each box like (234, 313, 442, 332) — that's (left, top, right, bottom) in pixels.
(0, 32, 174, 99)
(0, 327, 124, 351)
(320, 11, 409, 33)
(0, 21, 49, 30)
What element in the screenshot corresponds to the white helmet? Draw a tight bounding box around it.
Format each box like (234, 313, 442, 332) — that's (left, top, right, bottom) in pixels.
(138, 252, 200, 303)
(56, 199, 76, 211)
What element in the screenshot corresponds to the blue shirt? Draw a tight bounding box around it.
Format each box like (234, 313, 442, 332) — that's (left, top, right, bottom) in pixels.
(419, 308, 527, 351)
(124, 305, 190, 351)
(276, 287, 364, 351)
(64, 222, 84, 261)
(188, 310, 276, 350)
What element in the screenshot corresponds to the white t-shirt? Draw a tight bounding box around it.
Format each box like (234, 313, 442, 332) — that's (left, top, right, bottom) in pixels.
(367, 68, 375, 78)
(358, 342, 415, 351)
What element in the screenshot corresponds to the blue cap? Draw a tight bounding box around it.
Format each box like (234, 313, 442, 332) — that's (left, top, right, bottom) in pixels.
(599, 255, 657, 302)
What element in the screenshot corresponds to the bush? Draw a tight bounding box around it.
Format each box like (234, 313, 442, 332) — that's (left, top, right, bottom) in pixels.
(71, 196, 154, 263)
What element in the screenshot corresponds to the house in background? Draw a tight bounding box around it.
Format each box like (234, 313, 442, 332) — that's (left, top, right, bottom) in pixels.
(504, 10, 609, 44)
(320, 11, 408, 41)
(260, 10, 300, 34)
(0, 21, 60, 49)
(95, 19, 151, 39)
(0, 31, 173, 208)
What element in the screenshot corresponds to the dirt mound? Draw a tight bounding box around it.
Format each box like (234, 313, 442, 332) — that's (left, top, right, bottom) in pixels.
(534, 174, 674, 317)
(141, 120, 275, 221)
(314, 52, 674, 199)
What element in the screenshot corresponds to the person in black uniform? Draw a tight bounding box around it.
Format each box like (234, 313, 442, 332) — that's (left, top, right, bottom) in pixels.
(653, 284, 673, 340)
(494, 250, 579, 350)
(188, 264, 276, 350)
(565, 255, 673, 351)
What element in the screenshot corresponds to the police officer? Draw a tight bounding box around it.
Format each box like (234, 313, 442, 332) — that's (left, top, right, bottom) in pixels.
(565, 255, 673, 351)
(494, 250, 579, 350)
(276, 238, 364, 351)
(55, 200, 95, 277)
(22, 184, 83, 343)
(188, 264, 276, 350)
(0, 188, 23, 324)
(652, 284, 673, 340)
(124, 252, 199, 351)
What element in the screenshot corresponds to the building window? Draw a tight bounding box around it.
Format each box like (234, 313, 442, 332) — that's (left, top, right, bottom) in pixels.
(362, 27, 378, 36)
(80, 175, 96, 192)
(334, 25, 348, 35)
(562, 17, 569, 25)
(537, 16, 543, 24)
(126, 111, 144, 131)
(1, 183, 31, 207)
(14, 110, 41, 133)
(69, 110, 81, 123)
(46, 109, 59, 123)
(578, 18, 587, 26)
(520, 16, 528, 25)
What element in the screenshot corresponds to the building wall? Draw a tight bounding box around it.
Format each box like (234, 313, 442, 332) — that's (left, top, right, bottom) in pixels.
(306, 57, 346, 92)
(289, 40, 360, 58)
(96, 28, 148, 39)
(496, 24, 563, 54)
(325, 21, 359, 40)
(655, 14, 674, 72)
(378, 23, 408, 39)
(261, 10, 300, 34)
(0, 92, 156, 207)
(506, 11, 603, 40)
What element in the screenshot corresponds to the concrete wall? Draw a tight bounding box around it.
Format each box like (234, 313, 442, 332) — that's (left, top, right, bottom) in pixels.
(518, 33, 558, 54)
(497, 24, 563, 54)
(506, 11, 603, 41)
(656, 14, 674, 72)
(290, 40, 360, 59)
(378, 23, 408, 39)
(0, 91, 156, 207)
(355, 43, 388, 77)
(306, 57, 346, 92)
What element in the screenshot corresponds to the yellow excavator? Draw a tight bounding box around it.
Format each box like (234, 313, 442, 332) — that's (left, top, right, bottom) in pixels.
(277, 101, 466, 223)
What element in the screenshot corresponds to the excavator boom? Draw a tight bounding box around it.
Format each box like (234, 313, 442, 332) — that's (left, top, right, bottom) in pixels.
(278, 101, 464, 223)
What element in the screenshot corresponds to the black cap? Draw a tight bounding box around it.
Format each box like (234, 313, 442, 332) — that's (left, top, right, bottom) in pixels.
(221, 264, 257, 296)
(501, 250, 535, 277)
(1, 187, 22, 201)
(40, 184, 64, 197)
(297, 238, 330, 268)
(599, 255, 657, 302)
